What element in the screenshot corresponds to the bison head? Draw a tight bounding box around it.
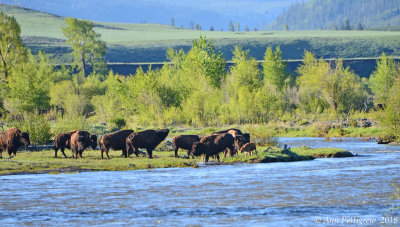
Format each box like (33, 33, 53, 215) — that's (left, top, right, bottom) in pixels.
(243, 133, 251, 144)
(191, 142, 205, 157)
(158, 129, 170, 139)
(90, 135, 98, 150)
(20, 132, 30, 147)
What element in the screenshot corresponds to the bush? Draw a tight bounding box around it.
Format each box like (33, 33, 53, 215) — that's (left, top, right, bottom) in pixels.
(15, 112, 52, 145)
(110, 117, 126, 129)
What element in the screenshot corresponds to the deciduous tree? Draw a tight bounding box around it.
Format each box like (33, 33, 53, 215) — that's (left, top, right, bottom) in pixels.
(62, 17, 106, 77)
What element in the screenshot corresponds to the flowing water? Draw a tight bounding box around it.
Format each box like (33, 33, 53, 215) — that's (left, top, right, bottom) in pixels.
(1, 138, 400, 226)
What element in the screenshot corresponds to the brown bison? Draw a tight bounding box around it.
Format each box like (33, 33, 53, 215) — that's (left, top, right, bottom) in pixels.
(70, 131, 97, 159)
(99, 129, 134, 159)
(191, 133, 235, 163)
(54, 130, 78, 158)
(240, 143, 257, 157)
(172, 135, 200, 158)
(126, 129, 169, 159)
(0, 128, 30, 159)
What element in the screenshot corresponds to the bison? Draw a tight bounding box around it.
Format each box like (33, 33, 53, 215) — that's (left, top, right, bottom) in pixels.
(99, 129, 134, 159)
(54, 130, 77, 158)
(0, 128, 30, 159)
(191, 133, 235, 163)
(240, 143, 257, 157)
(126, 129, 169, 159)
(214, 128, 243, 137)
(172, 135, 200, 158)
(70, 131, 97, 159)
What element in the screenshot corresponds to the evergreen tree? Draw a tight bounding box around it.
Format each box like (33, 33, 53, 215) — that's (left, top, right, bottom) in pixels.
(235, 22, 240, 32)
(229, 20, 234, 32)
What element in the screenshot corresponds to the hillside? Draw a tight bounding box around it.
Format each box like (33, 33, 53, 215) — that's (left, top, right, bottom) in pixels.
(0, 0, 298, 31)
(270, 0, 400, 30)
(1, 3, 400, 71)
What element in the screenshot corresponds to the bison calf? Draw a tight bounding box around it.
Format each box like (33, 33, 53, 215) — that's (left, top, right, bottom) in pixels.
(99, 129, 134, 159)
(172, 135, 200, 158)
(240, 143, 257, 157)
(0, 128, 30, 159)
(126, 129, 169, 159)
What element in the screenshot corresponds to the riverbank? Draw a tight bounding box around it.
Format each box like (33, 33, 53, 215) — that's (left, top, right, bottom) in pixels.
(0, 146, 354, 175)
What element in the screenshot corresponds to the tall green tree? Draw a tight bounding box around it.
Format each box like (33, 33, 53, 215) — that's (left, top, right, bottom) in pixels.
(62, 17, 107, 77)
(0, 12, 27, 80)
(184, 36, 226, 88)
(262, 46, 288, 91)
(7, 52, 53, 112)
(378, 79, 400, 139)
(369, 53, 399, 104)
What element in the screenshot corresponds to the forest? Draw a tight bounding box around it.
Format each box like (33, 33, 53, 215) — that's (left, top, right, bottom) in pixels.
(270, 0, 400, 30)
(1, 13, 400, 145)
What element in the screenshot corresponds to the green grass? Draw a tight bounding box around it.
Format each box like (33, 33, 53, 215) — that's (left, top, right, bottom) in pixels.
(0, 149, 201, 175)
(0, 144, 354, 175)
(2, 4, 400, 64)
(292, 146, 354, 158)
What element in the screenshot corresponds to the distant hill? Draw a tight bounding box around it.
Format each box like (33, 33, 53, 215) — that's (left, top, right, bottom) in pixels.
(269, 0, 400, 30)
(1, 3, 400, 77)
(0, 0, 299, 31)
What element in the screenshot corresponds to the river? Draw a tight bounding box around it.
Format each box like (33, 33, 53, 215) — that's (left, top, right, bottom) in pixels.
(1, 138, 399, 226)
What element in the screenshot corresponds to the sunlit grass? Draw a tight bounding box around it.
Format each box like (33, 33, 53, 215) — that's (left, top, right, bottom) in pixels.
(0, 145, 353, 175)
(292, 146, 354, 158)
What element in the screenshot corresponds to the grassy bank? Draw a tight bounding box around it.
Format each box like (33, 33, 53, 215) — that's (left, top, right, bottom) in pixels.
(291, 146, 355, 158)
(0, 145, 354, 175)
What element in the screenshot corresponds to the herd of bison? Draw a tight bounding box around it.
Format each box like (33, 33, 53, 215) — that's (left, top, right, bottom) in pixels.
(0, 127, 257, 163)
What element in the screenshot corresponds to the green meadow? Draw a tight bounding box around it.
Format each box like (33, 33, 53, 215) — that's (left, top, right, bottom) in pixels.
(2, 4, 400, 64)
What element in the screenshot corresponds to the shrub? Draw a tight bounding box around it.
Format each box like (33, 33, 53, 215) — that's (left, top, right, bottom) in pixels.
(15, 112, 52, 145)
(110, 117, 126, 129)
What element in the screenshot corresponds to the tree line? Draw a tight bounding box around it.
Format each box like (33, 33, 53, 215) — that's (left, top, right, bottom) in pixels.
(1, 13, 400, 145)
(270, 0, 400, 30)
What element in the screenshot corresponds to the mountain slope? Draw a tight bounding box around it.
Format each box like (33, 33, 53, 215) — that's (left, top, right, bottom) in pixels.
(0, 0, 298, 31)
(269, 0, 400, 30)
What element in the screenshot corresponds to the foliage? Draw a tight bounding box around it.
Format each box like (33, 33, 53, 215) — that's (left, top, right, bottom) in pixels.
(297, 51, 368, 115)
(15, 112, 52, 145)
(369, 53, 399, 104)
(0, 12, 27, 80)
(6, 52, 53, 113)
(378, 79, 400, 139)
(262, 46, 288, 91)
(62, 17, 107, 77)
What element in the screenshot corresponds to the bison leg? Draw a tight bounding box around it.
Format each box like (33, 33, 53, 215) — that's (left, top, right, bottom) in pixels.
(174, 147, 179, 158)
(147, 149, 153, 159)
(125, 141, 133, 158)
(60, 147, 68, 158)
(186, 150, 193, 159)
(205, 154, 210, 163)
